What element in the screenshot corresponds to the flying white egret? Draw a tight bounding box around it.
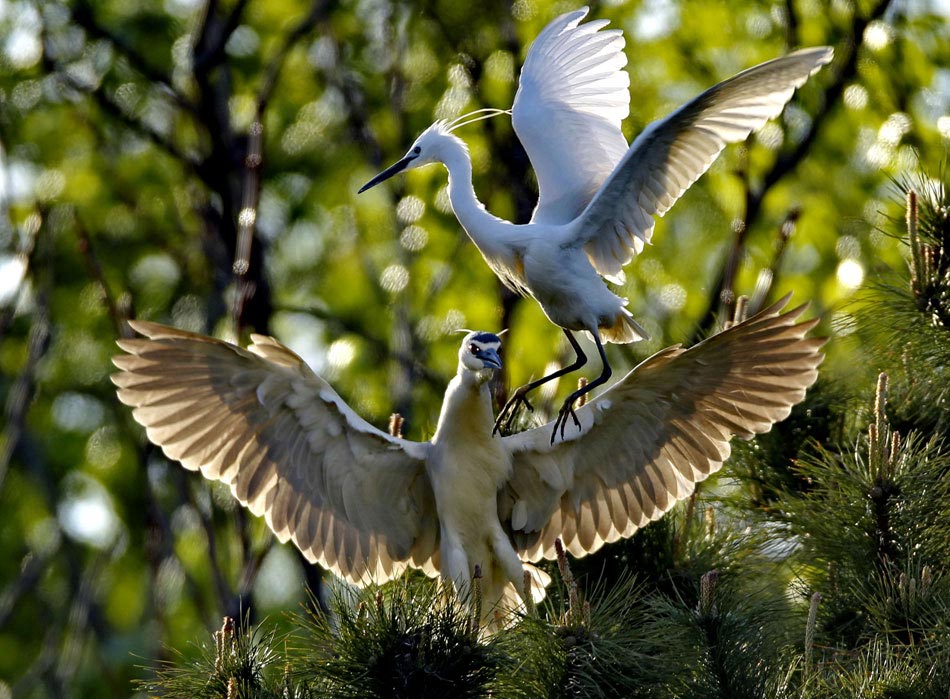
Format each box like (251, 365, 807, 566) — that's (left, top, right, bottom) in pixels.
(359, 7, 833, 441)
(112, 296, 823, 628)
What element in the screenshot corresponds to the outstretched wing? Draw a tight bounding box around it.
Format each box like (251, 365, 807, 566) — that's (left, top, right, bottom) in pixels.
(572, 47, 833, 283)
(112, 322, 439, 585)
(512, 7, 630, 226)
(498, 295, 824, 561)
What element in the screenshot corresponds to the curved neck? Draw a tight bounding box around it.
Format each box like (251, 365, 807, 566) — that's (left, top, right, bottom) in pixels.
(432, 371, 492, 443)
(441, 139, 510, 251)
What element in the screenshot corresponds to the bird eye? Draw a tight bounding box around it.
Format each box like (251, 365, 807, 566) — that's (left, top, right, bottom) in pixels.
(469, 343, 479, 355)
(412, 146, 421, 155)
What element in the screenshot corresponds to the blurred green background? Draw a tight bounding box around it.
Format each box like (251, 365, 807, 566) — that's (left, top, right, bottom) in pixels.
(1, 0, 948, 695)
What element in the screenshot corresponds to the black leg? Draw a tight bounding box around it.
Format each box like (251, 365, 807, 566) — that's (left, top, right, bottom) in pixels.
(493, 329, 587, 436)
(551, 333, 611, 444)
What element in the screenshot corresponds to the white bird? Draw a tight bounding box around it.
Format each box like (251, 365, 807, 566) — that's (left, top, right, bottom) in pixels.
(359, 7, 833, 441)
(112, 296, 823, 628)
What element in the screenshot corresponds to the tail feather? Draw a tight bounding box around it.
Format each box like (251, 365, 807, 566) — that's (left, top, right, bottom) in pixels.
(599, 308, 649, 344)
(480, 563, 551, 633)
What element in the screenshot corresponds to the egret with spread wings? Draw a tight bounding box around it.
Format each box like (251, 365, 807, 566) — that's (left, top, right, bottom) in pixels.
(359, 7, 832, 441)
(113, 297, 823, 628)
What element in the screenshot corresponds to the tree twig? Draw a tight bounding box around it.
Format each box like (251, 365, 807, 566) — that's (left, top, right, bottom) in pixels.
(51, 65, 206, 181)
(749, 207, 800, 314)
(70, 0, 199, 117)
(0, 291, 50, 493)
(0, 550, 55, 627)
(255, 0, 331, 119)
(0, 210, 41, 342)
(193, 0, 253, 73)
(75, 216, 132, 338)
(230, 119, 263, 337)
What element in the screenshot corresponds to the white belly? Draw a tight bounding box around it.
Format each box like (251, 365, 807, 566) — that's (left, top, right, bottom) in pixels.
(429, 435, 510, 547)
(523, 245, 625, 332)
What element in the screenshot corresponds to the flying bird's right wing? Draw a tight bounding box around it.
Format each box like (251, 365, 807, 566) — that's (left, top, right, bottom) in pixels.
(512, 7, 631, 227)
(113, 322, 439, 586)
(572, 47, 833, 283)
(499, 295, 825, 561)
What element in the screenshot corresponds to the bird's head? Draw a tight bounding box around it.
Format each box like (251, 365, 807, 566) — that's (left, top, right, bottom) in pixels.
(358, 123, 459, 193)
(458, 331, 503, 376)
(358, 109, 508, 194)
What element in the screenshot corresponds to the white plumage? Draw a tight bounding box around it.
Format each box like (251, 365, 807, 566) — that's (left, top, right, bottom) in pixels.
(359, 7, 833, 440)
(113, 297, 824, 628)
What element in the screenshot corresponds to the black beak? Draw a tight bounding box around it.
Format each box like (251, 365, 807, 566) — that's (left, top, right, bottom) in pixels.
(477, 347, 502, 370)
(358, 155, 416, 193)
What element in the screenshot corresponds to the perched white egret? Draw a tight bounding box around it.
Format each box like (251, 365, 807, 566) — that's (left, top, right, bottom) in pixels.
(113, 296, 822, 628)
(359, 7, 833, 440)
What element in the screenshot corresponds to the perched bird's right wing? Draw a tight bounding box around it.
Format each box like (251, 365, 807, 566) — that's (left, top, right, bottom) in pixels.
(512, 7, 630, 226)
(499, 296, 824, 561)
(572, 47, 833, 283)
(113, 322, 439, 585)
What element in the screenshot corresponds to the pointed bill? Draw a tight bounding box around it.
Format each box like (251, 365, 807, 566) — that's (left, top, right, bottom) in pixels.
(359, 155, 417, 193)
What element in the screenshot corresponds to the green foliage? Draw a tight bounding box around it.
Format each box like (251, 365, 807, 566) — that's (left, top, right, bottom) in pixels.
(855, 176, 950, 439)
(136, 615, 297, 699)
(778, 414, 950, 644)
(653, 571, 799, 699)
(497, 547, 669, 699)
(727, 376, 854, 508)
(806, 637, 950, 699)
(293, 580, 508, 699)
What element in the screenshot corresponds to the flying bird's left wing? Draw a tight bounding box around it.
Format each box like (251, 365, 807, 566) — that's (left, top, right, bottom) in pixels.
(512, 7, 630, 227)
(572, 47, 833, 283)
(113, 322, 439, 586)
(498, 295, 824, 561)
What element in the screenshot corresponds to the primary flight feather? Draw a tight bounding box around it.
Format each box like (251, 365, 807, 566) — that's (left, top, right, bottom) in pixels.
(113, 296, 823, 628)
(359, 7, 832, 440)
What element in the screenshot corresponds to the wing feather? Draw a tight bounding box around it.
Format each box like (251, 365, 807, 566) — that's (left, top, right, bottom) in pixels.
(113, 321, 438, 586)
(573, 47, 833, 281)
(501, 294, 824, 561)
(512, 8, 630, 225)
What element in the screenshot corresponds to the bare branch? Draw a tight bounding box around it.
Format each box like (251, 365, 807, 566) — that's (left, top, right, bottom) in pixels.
(0, 551, 54, 627)
(0, 292, 50, 493)
(70, 0, 199, 117)
(58, 67, 206, 180)
(180, 473, 234, 615)
(783, 0, 799, 52)
(75, 216, 133, 338)
(0, 211, 41, 342)
(749, 207, 800, 314)
(255, 0, 331, 119)
(193, 0, 253, 73)
(231, 120, 263, 336)
(231, 0, 331, 336)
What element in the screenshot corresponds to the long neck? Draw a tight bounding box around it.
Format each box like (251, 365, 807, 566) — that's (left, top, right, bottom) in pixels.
(441, 139, 512, 254)
(432, 370, 492, 444)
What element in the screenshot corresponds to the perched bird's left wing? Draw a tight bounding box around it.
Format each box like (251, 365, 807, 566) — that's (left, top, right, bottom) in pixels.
(512, 7, 630, 226)
(112, 322, 439, 586)
(498, 296, 824, 561)
(572, 47, 833, 283)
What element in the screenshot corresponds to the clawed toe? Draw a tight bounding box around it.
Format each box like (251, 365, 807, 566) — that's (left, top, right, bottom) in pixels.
(492, 388, 535, 436)
(550, 401, 581, 444)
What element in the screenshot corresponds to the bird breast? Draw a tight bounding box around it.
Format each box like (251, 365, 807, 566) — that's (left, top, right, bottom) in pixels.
(429, 379, 512, 541)
(522, 243, 626, 331)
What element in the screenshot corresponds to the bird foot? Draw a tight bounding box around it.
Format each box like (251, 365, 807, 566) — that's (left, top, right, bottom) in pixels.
(492, 386, 535, 436)
(550, 399, 581, 444)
